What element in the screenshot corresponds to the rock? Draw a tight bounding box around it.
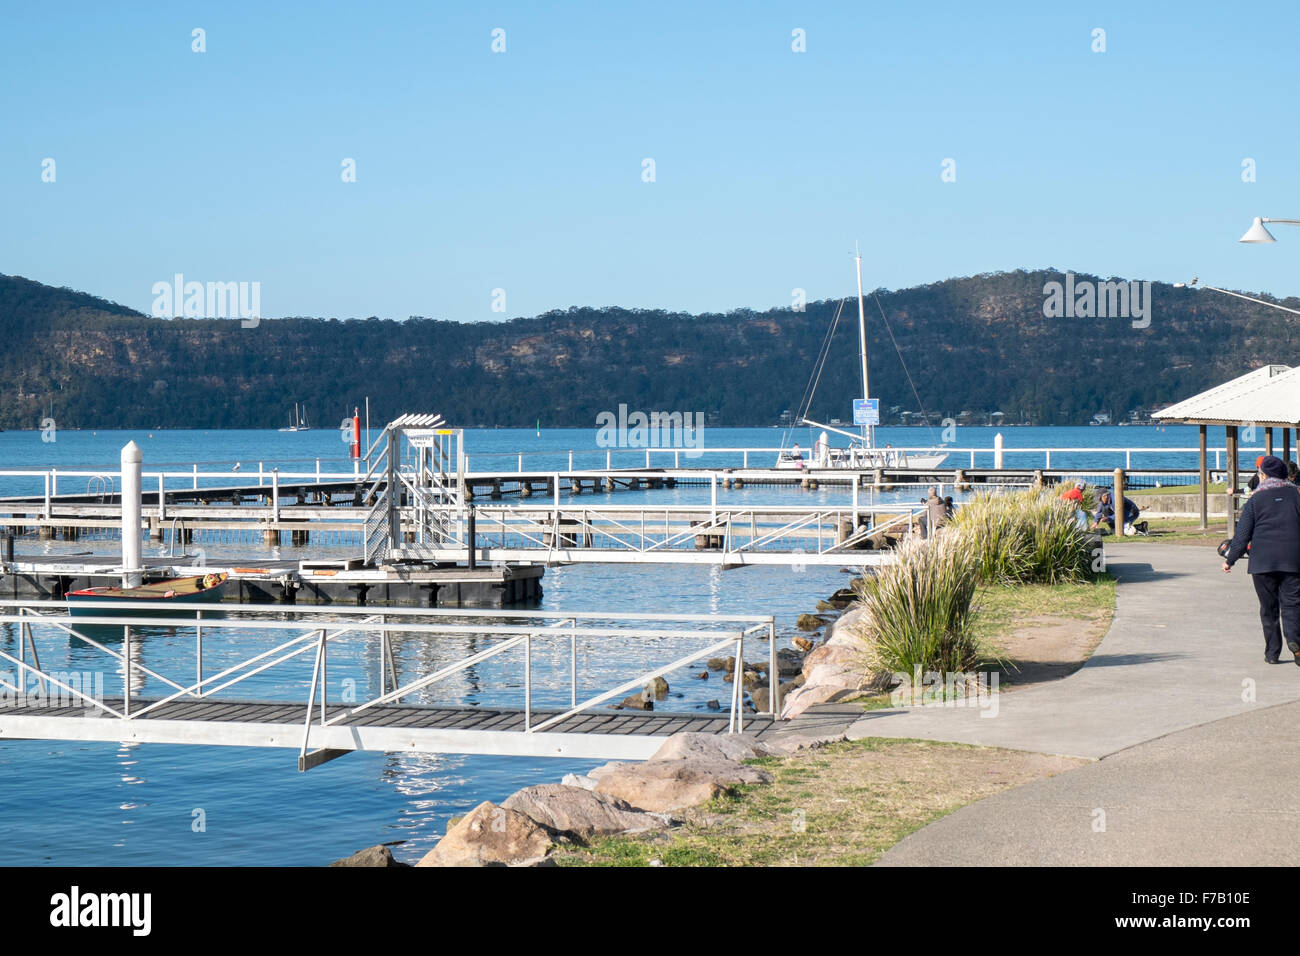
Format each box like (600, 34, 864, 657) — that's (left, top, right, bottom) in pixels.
(329, 844, 411, 867)
(750, 684, 774, 713)
(826, 607, 867, 647)
(751, 661, 769, 673)
(801, 643, 862, 680)
(723, 669, 760, 686)
(561, 773, 597, 790)
(792, 636, 813, 652)
(779, 683, 848, 719)
(776, 647, 805, 676)
(650, 731, 771, 763)
(706, 657, 730, 671)
(827, 587, 857, 608)
(695, 671, 709, 680)
(705, 699, 721, 710)
(593, 759, 773, 813)
(616, 694, 653, 711)
(815, 600, 836, 612)
(644, 676, 670, 700)
(416, 802, 554, 867)
(501, 784, 671, 842)
(796, 613, 828, 631)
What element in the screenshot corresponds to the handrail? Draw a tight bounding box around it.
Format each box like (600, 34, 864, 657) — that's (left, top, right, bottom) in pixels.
(1, 606, 779, 765)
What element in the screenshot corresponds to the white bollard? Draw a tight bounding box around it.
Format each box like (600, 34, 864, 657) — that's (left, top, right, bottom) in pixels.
(994, 432, 1004, 470)
(121, 441, 143, 587)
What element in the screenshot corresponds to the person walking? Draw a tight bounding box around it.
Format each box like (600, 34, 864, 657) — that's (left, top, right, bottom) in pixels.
(924, 486, 947, 539)
(1223, 455, 1300, 665)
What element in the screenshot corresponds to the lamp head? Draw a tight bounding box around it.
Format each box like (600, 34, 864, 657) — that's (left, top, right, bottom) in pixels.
(1240, 217, 1277, 243)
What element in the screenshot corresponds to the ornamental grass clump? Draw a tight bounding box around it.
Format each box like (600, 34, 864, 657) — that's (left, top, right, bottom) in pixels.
(947, 487, 1094, 585)
(851, 531, 982, 678)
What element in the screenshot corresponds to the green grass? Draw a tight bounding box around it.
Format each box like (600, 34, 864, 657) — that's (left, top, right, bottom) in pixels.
(553, 737, 1086, 867)
(970, 575, 1115, 648)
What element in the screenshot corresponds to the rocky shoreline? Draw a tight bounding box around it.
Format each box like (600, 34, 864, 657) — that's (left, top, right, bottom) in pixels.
(331, 579, 873, 868)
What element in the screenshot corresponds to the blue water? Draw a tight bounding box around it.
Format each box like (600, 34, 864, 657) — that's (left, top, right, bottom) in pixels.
(0, 424, 1265, 864)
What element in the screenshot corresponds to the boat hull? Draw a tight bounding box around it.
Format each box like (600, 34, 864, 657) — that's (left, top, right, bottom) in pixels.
(67, 574, 228, 616)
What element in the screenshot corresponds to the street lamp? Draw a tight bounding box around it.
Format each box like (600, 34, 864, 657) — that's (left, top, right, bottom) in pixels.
(1240, 216, 1300, 243)
(1172, 277, 1300, 317)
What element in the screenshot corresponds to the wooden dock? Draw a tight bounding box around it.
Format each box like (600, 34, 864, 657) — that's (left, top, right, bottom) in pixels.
(0, 696, 776, 762)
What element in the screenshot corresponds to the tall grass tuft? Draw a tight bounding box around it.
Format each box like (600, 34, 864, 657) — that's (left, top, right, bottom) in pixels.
(947, 487, 1095, 585)
(852, 531, 982, 677)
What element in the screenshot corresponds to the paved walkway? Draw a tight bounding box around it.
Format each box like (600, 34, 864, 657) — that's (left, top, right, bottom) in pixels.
(854, 540, 1300, 865)
(849, 541, 1300, 758)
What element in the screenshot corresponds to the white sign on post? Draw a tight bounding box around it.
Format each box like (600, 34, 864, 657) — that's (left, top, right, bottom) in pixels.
(853, 399, 879, 426)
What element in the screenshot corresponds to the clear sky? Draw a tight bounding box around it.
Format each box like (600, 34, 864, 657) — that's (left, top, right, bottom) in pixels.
(4, 1, 1300, 321)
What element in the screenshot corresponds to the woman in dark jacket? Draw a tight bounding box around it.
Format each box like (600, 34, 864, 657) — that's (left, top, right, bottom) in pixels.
(1223, 455, 1300, 664)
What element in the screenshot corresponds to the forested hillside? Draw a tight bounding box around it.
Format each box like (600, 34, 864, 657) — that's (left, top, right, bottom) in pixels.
(3, 269, 1298, 429)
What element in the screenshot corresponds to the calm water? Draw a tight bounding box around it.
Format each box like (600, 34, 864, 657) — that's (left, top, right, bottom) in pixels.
(0, 424, 1261, 864)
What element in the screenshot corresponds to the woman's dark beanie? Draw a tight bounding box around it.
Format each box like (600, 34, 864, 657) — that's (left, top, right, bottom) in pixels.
(1260, 455, 1288, 480)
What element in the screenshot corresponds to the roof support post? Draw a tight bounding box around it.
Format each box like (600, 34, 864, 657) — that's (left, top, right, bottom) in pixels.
(1227, 425, 1239, 537)
(1198, 425, 1208, 532)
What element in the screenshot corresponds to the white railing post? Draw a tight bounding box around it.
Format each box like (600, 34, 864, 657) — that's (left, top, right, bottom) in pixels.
(569, 450, 574, 471)
(1126, 449, 1132, 469)
(711, 473, 718, 523)
(518, 453, 523, 472)
(272, 468, 280, 523)
(43, 472, 51, 521)
(258, 462, 263, 488)
(645, 448, 650, 468)
(744, 450, 749, 468)
(51, 468, 57, 499)
(316, 459, 321, 483)
(193, 463, 199, 490)
(606, 449, 611, 469)
(675, 450, 680, 468)
(1046, 449, 1051, 469)
(158, 474, 166, 522)
(524, 632, 532, 732)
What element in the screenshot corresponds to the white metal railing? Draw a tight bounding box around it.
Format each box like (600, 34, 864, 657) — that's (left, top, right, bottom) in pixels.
(0, 601, 780, 765)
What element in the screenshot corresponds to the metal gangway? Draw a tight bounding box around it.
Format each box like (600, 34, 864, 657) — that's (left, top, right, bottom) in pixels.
(0, 601, 780, 767)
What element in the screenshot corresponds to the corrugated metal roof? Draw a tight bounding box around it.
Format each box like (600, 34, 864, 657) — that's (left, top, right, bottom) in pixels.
(1153, 365, 1300, 425)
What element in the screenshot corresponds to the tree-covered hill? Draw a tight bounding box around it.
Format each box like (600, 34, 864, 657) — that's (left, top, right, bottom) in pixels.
(3, 269, 1299, 429)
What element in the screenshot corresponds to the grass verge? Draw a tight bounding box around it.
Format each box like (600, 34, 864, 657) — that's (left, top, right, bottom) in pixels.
(553, 737, 1086, 867)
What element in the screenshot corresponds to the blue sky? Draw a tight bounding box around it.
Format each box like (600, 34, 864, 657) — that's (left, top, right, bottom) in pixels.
(4, 1, 1300, 321)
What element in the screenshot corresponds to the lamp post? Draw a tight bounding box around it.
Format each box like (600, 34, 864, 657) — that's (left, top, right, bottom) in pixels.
(1239, 216, 1300, 243)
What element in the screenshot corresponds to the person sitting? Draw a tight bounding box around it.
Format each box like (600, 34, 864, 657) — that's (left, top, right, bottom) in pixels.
(1090, 490, 1140, 535)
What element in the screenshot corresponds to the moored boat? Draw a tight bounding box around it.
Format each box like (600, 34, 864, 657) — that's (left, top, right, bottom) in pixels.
(67, 573, 228, 615)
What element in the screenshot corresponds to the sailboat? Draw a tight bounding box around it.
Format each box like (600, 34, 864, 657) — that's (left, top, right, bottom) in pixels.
(278, 403, 312, 432)
(776, 250, 948, 471)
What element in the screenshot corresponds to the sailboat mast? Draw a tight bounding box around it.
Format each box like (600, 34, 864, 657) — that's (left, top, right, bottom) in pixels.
(854, 250, 871, 447)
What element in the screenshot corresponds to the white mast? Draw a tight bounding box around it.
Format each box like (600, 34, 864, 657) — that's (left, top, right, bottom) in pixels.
(854, 245, 871, 447)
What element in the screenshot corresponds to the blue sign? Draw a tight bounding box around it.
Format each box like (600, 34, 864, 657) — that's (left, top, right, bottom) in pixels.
(853, 398, 879, 426)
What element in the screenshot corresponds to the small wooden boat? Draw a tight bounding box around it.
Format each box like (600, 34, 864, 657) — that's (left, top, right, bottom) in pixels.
(67, 573, 228, 615)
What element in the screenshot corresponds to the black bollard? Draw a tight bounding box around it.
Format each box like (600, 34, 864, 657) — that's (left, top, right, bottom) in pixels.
(467, 507, 477, 570)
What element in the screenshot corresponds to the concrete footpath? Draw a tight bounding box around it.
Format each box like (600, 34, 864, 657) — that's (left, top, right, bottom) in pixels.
(852, 541, 1300, 865)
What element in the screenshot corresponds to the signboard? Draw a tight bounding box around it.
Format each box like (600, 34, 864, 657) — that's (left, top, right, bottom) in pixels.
(406, 428, 456, 448)
(852, 398, 879, 426)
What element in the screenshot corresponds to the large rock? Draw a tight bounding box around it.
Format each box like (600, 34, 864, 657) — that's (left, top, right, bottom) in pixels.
(329, 844, 411, 867)
(644, 676, 670, 700)
(593, 759, 772, 813)
(502, 784, 670, 841)
(826, 607, 867, 647)
(779, 682, 849, 719)
(801, 643, 863, 680)
(796, 613, 829, 631)
(561, 772, 597, 790)
(649, 731, 771, 763)
(416, 801, 554, 867)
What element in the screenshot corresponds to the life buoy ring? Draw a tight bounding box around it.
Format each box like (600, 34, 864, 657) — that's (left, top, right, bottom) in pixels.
(201, 573, 221, 590)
